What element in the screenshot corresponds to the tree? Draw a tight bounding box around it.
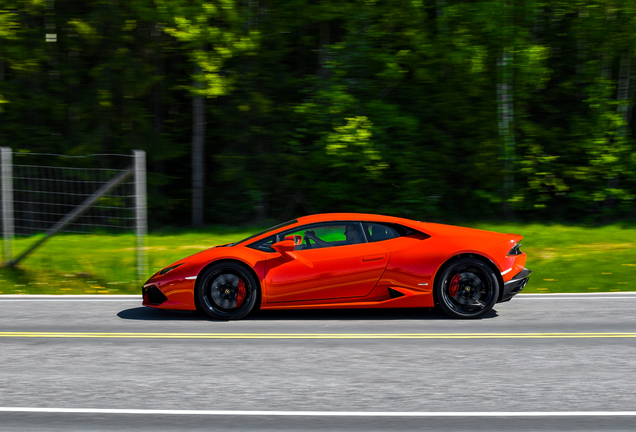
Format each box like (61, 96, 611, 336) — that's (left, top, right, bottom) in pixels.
(156, 0, 256, 227)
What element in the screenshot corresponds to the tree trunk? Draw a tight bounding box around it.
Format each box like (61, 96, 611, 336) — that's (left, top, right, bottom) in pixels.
(152, 22, 166, 194)
(0, 40, 4, 82)
(576, 6, 588, 82)
(498, 48, 515, 216)
(318, 21, 330, 80)
(599, 6, 618, 220)
(617, 51, 631, 134)
(436, 0, 447, 36)
(497, 2, 515, 217)
(192, 65, 206, 228)
(604, 51, 631, 219)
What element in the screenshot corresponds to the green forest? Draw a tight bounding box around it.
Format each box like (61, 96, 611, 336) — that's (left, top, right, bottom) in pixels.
(1, 0, 635, 228)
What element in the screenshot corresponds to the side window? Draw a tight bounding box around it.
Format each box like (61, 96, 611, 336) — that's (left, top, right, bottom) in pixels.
(249, 235, 276, 252)
(363, 223, 400, 242)
(287, 222, 367, 250)
(249, 222, 367, 252)
(248, 231, 308, 253)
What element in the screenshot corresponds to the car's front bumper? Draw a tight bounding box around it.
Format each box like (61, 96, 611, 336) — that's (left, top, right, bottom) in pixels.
(142, 285, 168, 306)
(141, 274, 199, 311)
(499, 268, 531, 302)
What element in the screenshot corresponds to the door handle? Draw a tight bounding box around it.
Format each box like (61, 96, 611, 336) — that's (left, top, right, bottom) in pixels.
(362, 255, 385, 262)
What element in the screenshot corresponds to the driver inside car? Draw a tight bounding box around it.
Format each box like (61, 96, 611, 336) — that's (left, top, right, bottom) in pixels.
(304, 225, 363, 248)
(342, 225, 363, 245)
(303, 229, 329, 248)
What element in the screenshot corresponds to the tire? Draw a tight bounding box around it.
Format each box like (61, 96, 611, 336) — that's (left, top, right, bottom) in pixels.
(434, 258, 499, 319)
(197, 262, 260, 320)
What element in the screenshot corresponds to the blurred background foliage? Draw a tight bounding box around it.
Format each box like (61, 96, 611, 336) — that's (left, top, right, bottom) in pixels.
(1, 0, 635, 228)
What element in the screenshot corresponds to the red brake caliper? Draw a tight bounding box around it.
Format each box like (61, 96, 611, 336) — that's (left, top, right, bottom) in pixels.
(449, 274, 461, 298)
(236, 279, 246, 308)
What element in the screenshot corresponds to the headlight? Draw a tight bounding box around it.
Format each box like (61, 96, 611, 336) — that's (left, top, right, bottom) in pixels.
(159, 263, 184, 275)
(508, 242, 522, 255)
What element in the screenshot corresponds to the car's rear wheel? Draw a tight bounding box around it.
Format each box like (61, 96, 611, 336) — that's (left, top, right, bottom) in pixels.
(197, 262, 259, 320)
(434, 258, 499, 319)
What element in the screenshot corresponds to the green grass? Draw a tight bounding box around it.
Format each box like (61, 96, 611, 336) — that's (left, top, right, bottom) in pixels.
(0, 223, 634, 295)
(0, 227, 258, 295)
(468, 222, 636, 294)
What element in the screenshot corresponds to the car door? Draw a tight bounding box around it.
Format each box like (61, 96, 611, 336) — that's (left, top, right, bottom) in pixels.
(263, 222, 390, 303)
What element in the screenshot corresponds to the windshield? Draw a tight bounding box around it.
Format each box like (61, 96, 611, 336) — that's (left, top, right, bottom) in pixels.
(229, 219, 298, 247)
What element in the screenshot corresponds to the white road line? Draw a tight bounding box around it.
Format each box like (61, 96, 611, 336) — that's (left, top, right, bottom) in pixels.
(0, 295, 139, 298)
(519, 292, 636, 296)
(0, 293, 635, 302)
(516, 296, 636, 300)
(516, 293, 636, 299)
(0, 299, 138, 302)
(0, 295, 139, 301)
(0, 407, 635, 416)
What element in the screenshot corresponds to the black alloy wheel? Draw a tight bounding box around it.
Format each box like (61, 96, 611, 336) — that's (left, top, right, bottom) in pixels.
(434, 258, 499, 319)
(197, 262, 259, 320)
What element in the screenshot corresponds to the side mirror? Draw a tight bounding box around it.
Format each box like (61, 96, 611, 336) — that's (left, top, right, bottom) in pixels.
(285, 234, 302, 245)
(272, 239, 296, 259)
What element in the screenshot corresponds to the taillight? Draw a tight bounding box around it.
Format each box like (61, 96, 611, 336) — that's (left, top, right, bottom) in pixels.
(508, 242, 522, 255)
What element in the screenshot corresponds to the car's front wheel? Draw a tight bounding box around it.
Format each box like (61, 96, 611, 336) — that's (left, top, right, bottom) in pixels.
(197, 262, 260, 320)
(434, 258, 499, 319)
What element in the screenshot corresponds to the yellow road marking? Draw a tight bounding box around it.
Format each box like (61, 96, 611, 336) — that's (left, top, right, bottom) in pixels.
(1, 332, 636, 339)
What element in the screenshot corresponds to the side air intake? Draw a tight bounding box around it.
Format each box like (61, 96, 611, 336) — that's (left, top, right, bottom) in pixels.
(388, 288, 405, 299)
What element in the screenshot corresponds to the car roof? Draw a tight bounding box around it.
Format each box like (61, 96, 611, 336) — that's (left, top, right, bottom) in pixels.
(294, 213, 408, 225)
(293, 213, 511, 239)
(237, 213, 421, 246)
(239, 213, 511, 247)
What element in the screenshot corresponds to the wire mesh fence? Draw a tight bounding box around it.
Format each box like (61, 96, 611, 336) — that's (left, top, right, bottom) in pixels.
(0, 149, 147, 284)
(13, 162, 136, 236)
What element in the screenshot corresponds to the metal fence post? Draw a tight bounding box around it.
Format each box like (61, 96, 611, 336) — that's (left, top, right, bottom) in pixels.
(1, 147, 13, 264)
(133, 150, 147, 283)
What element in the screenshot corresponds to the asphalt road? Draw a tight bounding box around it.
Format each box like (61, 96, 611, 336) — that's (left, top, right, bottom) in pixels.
(1, 293, 635, 431)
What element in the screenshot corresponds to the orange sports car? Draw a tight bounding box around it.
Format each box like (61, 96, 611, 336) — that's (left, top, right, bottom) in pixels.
(142, 213, 530, 319)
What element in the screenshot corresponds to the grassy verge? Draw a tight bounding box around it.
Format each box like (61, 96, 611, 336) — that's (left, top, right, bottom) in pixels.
(0, 223, 634, 295)
(469, 222, 635, 294)
(0, 227, 257, 295)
